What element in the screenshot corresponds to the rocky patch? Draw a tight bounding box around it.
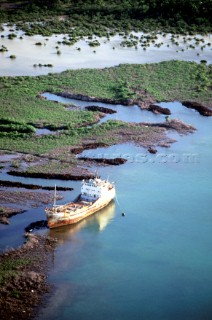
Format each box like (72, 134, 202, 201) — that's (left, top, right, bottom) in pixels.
(142, 119, 196, 135)
(25, 220, 48, 232)
(148, 104, 171, 115)
(0, 207, 25, 225)
(71, 142, 109, 155)
(0, 180, 73, 191)
(182, 101, 212, 116)
(78, 157, 127, 165)
(148, 147, 157, 154)
(7, 169, 95, 181)
(85, 105, 117, 114)
(0, 234, 57, 320)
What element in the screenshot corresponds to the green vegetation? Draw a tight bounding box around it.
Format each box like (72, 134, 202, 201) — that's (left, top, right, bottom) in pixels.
(8, 33, 16, 39)
(33, 63, 53, 68)
(11, 288, 21, 298)
(88, 40, 101, 47)
(0, 257, 31, 286)
(11, 159, 21, 168)
(0, 0, 211, 36)
(0, 118, 36, 135)
(0, 45, 8, 52)
(0, 60, 211, 156)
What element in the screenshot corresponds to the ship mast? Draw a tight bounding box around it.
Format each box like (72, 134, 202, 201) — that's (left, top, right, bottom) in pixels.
(53, 184, 57, 207)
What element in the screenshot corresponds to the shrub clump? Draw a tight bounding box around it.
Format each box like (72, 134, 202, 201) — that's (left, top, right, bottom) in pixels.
(0, 118, 36, 134)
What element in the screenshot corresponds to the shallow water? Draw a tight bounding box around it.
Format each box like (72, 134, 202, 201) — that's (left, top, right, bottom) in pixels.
(37, 155, 212, 319)
(0, 99, 212, 318)
(35, 128, 55, 135)
(28, 101, 211, 320)
(0, 26, 211, 76)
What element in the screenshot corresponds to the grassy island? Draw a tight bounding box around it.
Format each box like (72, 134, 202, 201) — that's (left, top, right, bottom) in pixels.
(0, 60, 211, 158)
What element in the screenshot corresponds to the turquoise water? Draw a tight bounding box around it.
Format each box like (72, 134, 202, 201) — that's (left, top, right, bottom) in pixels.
(1, 99, 211, 319)
(34, 102, 212, 319)
(0, 98, 211, 318)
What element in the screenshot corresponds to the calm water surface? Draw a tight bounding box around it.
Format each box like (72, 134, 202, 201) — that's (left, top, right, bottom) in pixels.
(1, 97, 211, 319)
(0, 25, 211, 76)
(32, 101, 212, 320)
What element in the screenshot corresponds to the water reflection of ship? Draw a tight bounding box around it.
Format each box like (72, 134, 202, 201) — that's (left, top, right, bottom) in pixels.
(48, 201, 115, 243)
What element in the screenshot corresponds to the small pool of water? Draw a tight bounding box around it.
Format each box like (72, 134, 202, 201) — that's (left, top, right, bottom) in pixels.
(35, 128, 56, 135)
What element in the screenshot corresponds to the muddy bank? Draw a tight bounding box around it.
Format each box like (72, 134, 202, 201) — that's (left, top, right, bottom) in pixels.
(137, 97, 157, 109)
(6, 119, 195, 181)
(148, 147, 157, 154)
(55, 92, 134, 106)
(147, 104, 171, 115)
(25, 220, 48, 232)
(85, 105, 117, 114)
(0, 233, 57, 320)
(0, 189, 62, 224)
(110, 122, 175, 148)
(71, 142, 109, 155)
(182, 101, 212, 116)
(0, 207, 25, 225)
(78, 157, 127, 166)
(4, 119, 196, 183)
(0, 180, 73, 191)
(8, 169, 95, 181)
(148, 119, 196, 134)
(0, 189, 61, 207)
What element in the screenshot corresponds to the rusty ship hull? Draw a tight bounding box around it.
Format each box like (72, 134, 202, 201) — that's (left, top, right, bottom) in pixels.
(45, 177, 116, 229)
(46, 191, 115, 229)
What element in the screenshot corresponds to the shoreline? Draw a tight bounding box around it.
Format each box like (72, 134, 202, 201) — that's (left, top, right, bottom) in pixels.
(0, 233, 57, 320)
(0, 188, 63, 225)
(0, 180, 73, 191)
(0, 116, 196, 228)
(1, 119, 196, 182)
(48, 91, 212, 113)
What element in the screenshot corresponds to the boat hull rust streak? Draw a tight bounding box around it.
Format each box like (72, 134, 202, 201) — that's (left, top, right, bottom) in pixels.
(45, 178, 116, 229)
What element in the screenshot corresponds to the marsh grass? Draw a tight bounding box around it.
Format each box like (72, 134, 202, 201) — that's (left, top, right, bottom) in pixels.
(0, 61, 211, 156)
(0, 258, 31, 286)
(1, 0, 211, 36)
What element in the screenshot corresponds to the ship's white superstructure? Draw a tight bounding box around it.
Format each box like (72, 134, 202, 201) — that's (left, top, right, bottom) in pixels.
(45, 177, 115, 228)
(81, 178, 115, 201)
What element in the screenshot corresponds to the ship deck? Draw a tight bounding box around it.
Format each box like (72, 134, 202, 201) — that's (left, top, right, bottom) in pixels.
(63, 200, 91, 210)
(45, 199, 94, 214)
